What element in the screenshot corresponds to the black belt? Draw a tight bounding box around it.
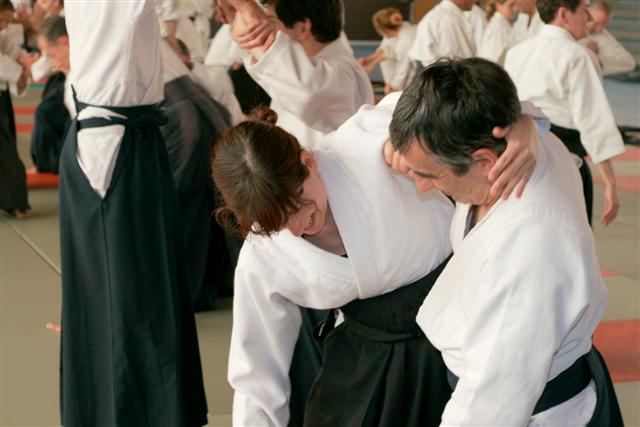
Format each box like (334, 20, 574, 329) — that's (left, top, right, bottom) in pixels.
(447, 350, 593, 415)
(313, 255, 452, 343)
(550, 123, 588, 158)
(73, 86, 168, 130)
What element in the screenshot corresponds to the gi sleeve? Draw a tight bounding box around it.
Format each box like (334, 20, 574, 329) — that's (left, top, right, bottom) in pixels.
(228, 267, 302, 427)
(566, 52, 624, 163)
(244, 32, 370, 130)
(440, 219, 597, 426)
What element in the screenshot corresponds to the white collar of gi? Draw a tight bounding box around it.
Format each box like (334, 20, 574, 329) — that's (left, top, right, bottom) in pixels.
(316, 36, 352, 59)
(539, 24, 576, 42)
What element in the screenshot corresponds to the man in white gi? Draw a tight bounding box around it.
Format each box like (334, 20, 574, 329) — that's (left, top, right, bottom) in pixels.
(390, 56, 623, 427)
(579, 0, 637, 76)
(505, 0, 624, 226)
(218, 0, 374, 147)
(59, 1, 207, 425)
(409, 0, 476, 68)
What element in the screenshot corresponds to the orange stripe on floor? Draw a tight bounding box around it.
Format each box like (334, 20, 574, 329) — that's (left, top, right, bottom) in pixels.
(14, 106, 36, 115)
(16, 123, 33, 133)
(615, 147, 640, 161)
(594, 176, 640, 193)
(593, 319, 640, 383)
(601, 269, 618, 278)
(26, 171, 58, 188)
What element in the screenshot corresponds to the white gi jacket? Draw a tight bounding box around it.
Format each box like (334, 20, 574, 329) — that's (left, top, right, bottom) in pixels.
(66, 0, 163, 197)
(244, 31, 374, 147)
(229, 94, 454, 426)
(0, 32, 22, 91)
(464, 3, 487, 51)
(409, 0, 476, 67)
(418, 133, 604, 426)
(378, 22, 417, 90)
(156, 0, 207, 63)
(478, 12, 517, 66)
(513, 11, 544, 42)
(579, 29, 637, 76)
(205, 24, 245, 68)
(505, 25, 624, 164)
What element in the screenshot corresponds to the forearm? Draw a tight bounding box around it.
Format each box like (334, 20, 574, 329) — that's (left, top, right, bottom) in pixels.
(596, 159, 616, 187)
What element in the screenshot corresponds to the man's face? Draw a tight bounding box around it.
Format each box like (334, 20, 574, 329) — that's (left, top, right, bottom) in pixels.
(403, 139, 489, 205)
(0, 9, 13, 32)
(587, 8, 610, 33)
(37, 34, 69, 73)
(564, 0, 592, 40)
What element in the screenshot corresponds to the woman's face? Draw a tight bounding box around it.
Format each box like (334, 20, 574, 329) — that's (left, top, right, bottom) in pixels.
(284, 152, 329, 237)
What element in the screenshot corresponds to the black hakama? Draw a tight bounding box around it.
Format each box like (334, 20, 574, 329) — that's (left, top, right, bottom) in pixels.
(550, 124, 595, 224)
(304, 257, 452, 427)
(0, 88, 30, 212)
(30, 72, 70, 173)
(161, 75, 236, 310)
(58, 101, 207, 426)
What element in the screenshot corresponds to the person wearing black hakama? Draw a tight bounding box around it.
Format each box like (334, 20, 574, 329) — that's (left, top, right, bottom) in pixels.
(159, 44, 234, 309)
(59, 2, 207, 426)
(0, 87, 30, 214)
(0, 25, 30, 216)
(30, 72, 70, 173)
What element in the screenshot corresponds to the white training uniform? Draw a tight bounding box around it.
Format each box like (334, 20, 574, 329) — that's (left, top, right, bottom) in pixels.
(229, 93, 454, 426)
(156, 0, 207, 63)
(418, 133, 604, 426)
(2, 22, 24, 48)
(409, 0, 475, 68)
(478, 12, 518, 66)
(579, 29, 637, 76)
(377, 22, 417, 91)
(513, 11, 544, 42)
(0, 32, 22, 92)
(244, 31, 374, 147)
(505, 25, 624, 164)
(205, 24, 245, 68)
(464, 3, 487, 51)
(65, 0, 163, 197)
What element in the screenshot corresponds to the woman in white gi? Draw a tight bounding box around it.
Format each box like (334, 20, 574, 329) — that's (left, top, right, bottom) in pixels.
(478, 0, 520, 66)
(358, 7, 416, 94)
(390, 57, 622, 427)
(213, 92, 545, 425)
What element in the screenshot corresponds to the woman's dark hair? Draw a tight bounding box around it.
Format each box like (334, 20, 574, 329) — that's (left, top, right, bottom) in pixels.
(212, 107, 309, 237)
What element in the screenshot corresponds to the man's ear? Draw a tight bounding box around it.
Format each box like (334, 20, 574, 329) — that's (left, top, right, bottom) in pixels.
(58, 35, 70, 46)
(292, 18, 312, 43)
(472, 148, 499, 176)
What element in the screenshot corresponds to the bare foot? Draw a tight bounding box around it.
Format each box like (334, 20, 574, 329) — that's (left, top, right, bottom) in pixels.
(46, 322, 61, 334)
(14, 209, 32, 219)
